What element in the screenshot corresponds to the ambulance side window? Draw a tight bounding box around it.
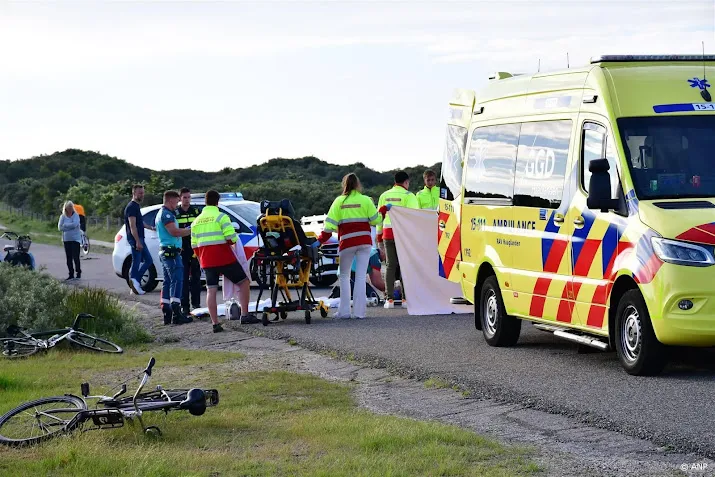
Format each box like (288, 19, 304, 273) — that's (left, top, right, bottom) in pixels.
(513, 120, 571, 208)
(581, 122, 619, 197)
(464, 124, 520, 203)
(440, 125, 469, 201)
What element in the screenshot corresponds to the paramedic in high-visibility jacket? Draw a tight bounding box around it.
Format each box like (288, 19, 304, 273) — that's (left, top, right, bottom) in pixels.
(416, 169, 439, 210)
(191, 190, 257, 333)
(314, 173, 382, 319)
(377, 171, 418, 308)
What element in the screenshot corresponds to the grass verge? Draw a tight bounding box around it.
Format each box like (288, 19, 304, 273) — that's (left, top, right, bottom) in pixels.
(0, 263, 152, 345)
(0, 349, 540, 476)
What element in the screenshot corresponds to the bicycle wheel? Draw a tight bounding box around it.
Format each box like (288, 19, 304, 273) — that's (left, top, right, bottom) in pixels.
(0, 395, 87, 447)
(0, 338, 40, 359)
(82, 236, 90, 255)
(66, 332, 123, 354)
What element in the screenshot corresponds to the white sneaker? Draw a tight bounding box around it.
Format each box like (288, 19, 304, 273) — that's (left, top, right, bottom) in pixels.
(383, 300, 394, 309)
(354, 315, 365, 320)
(130, 278, 145, 295)
(333, 313, 351, 319)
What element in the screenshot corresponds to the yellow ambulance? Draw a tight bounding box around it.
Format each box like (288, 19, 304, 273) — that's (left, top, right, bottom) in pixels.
(437, 55, 715, 375)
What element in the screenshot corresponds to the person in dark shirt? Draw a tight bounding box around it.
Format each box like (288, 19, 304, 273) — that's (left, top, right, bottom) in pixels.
(124, 184, 155, 295)
(175, 187, 202, 315)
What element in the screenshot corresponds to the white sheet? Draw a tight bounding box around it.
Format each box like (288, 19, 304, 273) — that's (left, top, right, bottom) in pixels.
(389, 206, 472, 316)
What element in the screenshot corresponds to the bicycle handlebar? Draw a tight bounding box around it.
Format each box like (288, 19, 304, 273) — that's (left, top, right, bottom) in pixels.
(71, 313, 95, 329)
(144, 357, 156, 377)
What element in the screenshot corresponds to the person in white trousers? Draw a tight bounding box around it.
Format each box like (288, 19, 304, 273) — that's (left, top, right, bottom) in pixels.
(313, 173, 382, 319)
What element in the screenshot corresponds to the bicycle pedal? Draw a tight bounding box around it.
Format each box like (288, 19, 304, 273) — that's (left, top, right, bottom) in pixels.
(204, 389, 220, 406)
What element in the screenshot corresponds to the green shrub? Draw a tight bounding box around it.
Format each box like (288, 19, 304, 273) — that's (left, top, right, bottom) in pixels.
(0, 263, 151, 345)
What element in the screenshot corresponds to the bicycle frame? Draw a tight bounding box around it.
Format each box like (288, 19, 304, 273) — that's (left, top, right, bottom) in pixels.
(72, 357, 217, 436)
(4, 314, 94, 350)
(0, 357, 217, 446)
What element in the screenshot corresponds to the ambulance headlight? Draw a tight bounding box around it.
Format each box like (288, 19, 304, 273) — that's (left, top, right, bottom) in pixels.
(651, 237, 715, 267)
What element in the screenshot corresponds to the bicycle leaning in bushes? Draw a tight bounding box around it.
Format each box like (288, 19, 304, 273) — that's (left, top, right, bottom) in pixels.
(0, 357, 220, 447)
(0, 313, 123, 358)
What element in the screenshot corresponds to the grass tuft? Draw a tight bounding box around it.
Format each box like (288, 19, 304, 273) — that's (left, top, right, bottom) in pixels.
(0, 263, 151, 345)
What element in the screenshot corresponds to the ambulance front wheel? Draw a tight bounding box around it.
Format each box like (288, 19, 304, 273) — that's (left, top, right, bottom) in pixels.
(615, 290, 668, 376)
(479, 276, 521, 347)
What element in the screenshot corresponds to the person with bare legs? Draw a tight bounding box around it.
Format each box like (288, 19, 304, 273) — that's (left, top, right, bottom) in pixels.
(191, 190, 258, 332)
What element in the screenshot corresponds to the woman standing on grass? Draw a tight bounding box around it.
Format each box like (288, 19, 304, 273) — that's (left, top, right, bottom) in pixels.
(313, 173, 382, 319)
(58, 200, 82, 280)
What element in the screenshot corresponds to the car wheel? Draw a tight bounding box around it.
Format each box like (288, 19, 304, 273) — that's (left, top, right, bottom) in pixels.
(615, 290, 668, 376)
(123, 257, 159, 293)
(480, 276, 521, 347)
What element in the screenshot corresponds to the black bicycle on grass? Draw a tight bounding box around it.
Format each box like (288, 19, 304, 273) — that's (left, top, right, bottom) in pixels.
(0, 313, 123, 358)
(0, 357, 220, 447)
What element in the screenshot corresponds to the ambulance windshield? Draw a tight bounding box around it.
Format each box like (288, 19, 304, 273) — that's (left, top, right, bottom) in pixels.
(619, 116, 715, 200)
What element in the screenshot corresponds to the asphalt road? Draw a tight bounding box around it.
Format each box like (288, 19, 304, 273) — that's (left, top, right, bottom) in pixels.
(15, 240, 715, 458)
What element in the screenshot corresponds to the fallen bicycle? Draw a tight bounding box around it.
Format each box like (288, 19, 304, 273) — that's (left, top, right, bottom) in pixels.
(0, 357, 219, 447)
(1, 313, 123, 358)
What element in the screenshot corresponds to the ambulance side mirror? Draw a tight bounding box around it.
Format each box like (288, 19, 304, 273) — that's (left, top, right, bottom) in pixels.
(586, 159, 619, 213)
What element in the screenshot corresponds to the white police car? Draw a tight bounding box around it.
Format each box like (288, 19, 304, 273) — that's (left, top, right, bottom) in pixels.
(112, 198, 262, 292)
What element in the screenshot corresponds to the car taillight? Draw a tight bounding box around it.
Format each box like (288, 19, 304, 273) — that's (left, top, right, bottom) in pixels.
(115, 234, 123, 243)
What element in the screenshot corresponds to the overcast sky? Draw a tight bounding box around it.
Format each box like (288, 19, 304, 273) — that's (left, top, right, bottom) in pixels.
(1, 1, 714, 172)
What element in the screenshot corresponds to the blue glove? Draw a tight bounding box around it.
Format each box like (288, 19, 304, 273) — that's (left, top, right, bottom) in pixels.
(385, 204, 393, 211)
(311, 241, 320, 249)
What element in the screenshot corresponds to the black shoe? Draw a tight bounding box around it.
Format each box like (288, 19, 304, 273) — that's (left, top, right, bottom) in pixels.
(76, 272, 81, 279)
(162, 304, 172, 325)
(213, 323, 224, 333)
(240, 314, 261, 324)
(66, 276, 74, 281)
(181, 305, 191, 317)
(171, 303, 193, 325)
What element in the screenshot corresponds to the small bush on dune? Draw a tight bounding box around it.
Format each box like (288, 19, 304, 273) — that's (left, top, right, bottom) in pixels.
(0, 263, 152, 345)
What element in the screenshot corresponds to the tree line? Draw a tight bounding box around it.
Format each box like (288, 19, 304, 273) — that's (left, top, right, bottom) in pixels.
(0, 149, 441, 218)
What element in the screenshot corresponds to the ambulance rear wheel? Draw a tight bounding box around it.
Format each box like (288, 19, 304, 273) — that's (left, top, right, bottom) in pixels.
(480, 276, 521, 347)
(615, 290, 668, 376)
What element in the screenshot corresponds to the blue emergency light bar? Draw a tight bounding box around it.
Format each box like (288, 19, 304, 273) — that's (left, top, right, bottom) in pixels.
(592, 55, 715, 63)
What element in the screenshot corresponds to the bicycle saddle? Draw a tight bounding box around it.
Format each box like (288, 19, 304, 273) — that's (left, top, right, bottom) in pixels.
(179, 388, 206, 416)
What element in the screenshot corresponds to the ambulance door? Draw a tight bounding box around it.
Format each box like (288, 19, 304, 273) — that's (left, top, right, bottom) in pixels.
(461, 123, 520, 295)
(510, 120, 575, 322)
(438, 89, 474, 282)
(569, 118, 622, 330)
